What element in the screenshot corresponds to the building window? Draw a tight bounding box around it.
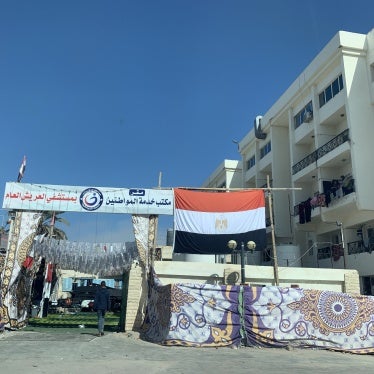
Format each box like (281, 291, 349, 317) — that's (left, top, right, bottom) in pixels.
(332, 78, 340, 96)
(62, 278, 73, 292)
(260, 141, 271, 159)
(246, 155, 255, 170)
(317, 246, 331, 260)
(294, 101, 313, 129)
(371, 63, 374, 82)
(319, 74, 344, 108)
(114, 279, 121, 289)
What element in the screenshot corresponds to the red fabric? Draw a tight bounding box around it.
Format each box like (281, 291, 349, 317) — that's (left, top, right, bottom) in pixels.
(46, 263, 54, 282)
(22, 256, 33, 269)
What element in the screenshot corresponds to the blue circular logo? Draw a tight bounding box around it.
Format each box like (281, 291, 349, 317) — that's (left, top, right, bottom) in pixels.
(79, 188, 104, 211)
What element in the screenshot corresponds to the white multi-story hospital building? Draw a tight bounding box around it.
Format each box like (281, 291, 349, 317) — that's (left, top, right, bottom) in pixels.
(203, 29, 374, 295)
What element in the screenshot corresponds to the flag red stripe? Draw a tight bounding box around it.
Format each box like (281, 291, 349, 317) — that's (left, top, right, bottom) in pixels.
(174, 188, 265, 212)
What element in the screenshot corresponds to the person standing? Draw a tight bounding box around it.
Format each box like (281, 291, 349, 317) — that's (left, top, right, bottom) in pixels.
(94, 281, 111, 336)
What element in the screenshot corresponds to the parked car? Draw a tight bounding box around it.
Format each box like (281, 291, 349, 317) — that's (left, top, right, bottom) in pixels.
(70, 284, 122, 312)
(80, 299, 94, 312)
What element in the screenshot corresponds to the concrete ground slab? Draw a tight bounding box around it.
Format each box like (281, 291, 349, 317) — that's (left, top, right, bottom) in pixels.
(1, 328, 373, 374)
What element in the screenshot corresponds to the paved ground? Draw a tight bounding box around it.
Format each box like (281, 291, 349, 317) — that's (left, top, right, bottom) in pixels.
(1, 327, 373, 374)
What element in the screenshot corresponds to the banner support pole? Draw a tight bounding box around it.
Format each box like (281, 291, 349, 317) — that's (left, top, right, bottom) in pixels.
(267, 175, 280, 286)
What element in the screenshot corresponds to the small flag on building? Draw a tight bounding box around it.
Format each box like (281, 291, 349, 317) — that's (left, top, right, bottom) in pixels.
(17, 156, 26, 183)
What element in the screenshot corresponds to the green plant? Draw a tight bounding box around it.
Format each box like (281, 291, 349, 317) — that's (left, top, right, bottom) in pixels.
(26, 311, 120, 331)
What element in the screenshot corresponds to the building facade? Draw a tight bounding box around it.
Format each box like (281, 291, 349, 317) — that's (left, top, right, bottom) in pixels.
(204, 29, 374, 294)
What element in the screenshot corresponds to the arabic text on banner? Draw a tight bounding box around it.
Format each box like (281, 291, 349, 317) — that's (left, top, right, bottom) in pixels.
(2, 182, 173, 215)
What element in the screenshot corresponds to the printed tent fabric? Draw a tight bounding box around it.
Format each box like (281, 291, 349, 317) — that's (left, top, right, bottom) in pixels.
(142, 273, 242, 347)
(0, 211, 42, 330)
(173, 188, 266, 255)
(143, 273, 374, 353)
(244, 286, 374, 354)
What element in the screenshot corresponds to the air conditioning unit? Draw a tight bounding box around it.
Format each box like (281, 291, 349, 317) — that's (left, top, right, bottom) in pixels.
(223, 268, 240, 285)
(304, 110, 313, 123)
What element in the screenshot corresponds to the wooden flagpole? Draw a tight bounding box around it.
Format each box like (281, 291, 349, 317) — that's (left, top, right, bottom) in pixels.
(267, 175, 280, 286)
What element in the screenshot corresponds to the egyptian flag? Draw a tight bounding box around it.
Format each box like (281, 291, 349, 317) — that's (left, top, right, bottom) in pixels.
(173, 188, 266, 254)
(17, 155, 26, 182)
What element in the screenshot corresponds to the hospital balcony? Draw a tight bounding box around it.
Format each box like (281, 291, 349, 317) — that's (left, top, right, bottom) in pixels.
(293, 179, 356, 226)
(292, 129, 350, 181)
(347, 240, 374, 255)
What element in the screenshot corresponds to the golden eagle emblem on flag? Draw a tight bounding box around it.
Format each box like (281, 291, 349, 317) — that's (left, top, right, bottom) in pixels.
(215, 216, 228, 232)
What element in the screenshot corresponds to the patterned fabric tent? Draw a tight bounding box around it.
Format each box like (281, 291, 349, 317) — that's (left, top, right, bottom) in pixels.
(0, 212, 42, 329)
(142, 270, 374, 354)
(0, 211, 147, 330)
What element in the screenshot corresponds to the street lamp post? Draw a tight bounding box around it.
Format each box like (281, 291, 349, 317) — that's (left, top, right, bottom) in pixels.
(227, 240, 256, 284)
(336, 221, 346, 269)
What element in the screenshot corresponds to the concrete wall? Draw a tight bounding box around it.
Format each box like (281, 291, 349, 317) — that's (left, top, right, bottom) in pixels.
(125, 263, 148, 332)
(153, 261, 359, 292)
(124, 260, 360, 331)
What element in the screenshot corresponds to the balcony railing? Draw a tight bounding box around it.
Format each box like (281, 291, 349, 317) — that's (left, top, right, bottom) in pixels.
(317, 244, 343, 261)
(347, 240, 374, 255)
(292, 152, 317, 175)
(292, 129, 349, 175)
(316, 129, 349, 159)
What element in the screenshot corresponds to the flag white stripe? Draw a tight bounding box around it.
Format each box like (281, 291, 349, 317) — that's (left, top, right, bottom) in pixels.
(175, 207, 265, 235)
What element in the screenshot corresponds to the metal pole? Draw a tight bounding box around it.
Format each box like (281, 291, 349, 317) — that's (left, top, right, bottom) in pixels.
(240, 242, 245, 284)
(338, 222, 346, 269)
(49, 211, 55, 243)
(150, 214, 158, 269)
(267, 175, 280, 286)
(118, 270, 129, 332)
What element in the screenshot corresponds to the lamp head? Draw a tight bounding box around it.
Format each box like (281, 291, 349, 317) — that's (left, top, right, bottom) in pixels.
(227, 240, 238, 250)
(247, 241, 256, 251)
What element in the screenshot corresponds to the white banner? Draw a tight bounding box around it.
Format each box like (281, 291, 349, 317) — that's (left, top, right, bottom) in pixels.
(2, 182, 174, 215)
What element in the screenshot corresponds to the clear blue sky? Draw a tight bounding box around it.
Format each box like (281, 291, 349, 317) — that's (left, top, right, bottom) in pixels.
(1, 1, 373, 244)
